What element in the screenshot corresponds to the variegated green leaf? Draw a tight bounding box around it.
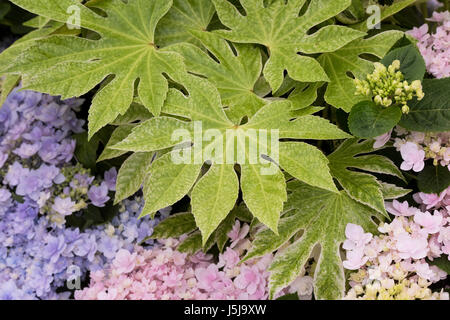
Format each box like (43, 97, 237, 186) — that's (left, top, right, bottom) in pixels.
(0, 19, 66, 106)
(150, 212, 197, 239)
(245, 181, 382, 299)
(111, 103, 152, 126)
(191, 164, 239, 243)
(278, 142, 337, 193)
(98, 125, 135, 162)
(328, 139, 404, 216)
(213, 210, 238, 252)
(212, 0, 365, 91)
(168, 30, 265, 122)
(177, 231, 203, 254)
(112, 117, 194, 152)
(380, 182, 411, 200)
(141, 151, 202, 218)
(352, 0, 416, 32)
(115, 152, 155, 204)
(2, 0, 188, 138)
(115, 73, 348, 234)
(0, 74, 20, 107)
(241, 163, 287, 233)
(155, 0, 216, 47)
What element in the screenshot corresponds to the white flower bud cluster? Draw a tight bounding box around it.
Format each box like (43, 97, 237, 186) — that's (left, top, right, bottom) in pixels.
(354, 60, 425, 114)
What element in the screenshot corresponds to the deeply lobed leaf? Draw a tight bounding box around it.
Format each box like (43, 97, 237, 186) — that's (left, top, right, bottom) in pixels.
(3, 0, 188, 138)
(113, 73, 350, 240)
(212, 0, 365, 91)
(244, 181, 383, 299)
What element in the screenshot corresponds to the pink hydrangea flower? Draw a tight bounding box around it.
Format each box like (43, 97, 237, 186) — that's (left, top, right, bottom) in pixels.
(217, 247, 240, 268)
(343, 223, 373, 250)
(75, 231, 310, 300)
(344, 189, 450, 299)
(414, 261, 435, 280)
(414, 210, 443, 234)
(438, 227, 450, 247)
(234, 266, 262, 295)
(408, 24, 429, 40)
(97, 288, 118, 300)
(112, 249, 137, 274)
(228, 221, 250, 248)
(385, 200, 418, 217)
(408, 11, 450, 78)
(373, 130, 392, 149)
(428, 11, 450, 23)
(414, 190, 447, 210)
(399, 142, 426, 172)
(343, 247, 368, 270)
(395, 233, 429, 259)
(195, 264, 227, 291)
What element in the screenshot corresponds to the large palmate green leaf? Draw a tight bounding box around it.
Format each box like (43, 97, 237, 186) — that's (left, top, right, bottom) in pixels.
(328, 139, 404, 216)
(243, 181, 383, 299)
(168, 31, 265, 122)
(1, 0, 188, 138)
(318, 31, 403, 112)
(212, 0, 365, 91)
(399, 77, 450, 132)
(112, 73, 350, 241)
(0, 19, 66, 106)
(155, 0, 216, 47)
(191, 164, 239, 244)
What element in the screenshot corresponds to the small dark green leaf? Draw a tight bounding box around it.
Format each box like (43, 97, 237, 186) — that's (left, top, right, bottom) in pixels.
(428, 255, 450, 274)
(348, 100, 402, 138)
(73, 132, 100, 171)
(399, 78, 450, 132)
(212, 211, 236, 252)
(417, 165, 450, 194)
(0, 2, 12, 21)
(380, 182, 411, 200)
(380, 44, 426, 81)
(150, 212, 197, 239)
(387, 35, 414, 52)
(177, 232, 202, 254)
(276, 293, 300, 300)
(233, 203, 253, 223)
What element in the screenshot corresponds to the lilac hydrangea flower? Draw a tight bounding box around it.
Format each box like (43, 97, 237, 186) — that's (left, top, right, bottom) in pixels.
(104, 168, 117, 191)
(88, 182, 110, 207)
(52, 197, 76, 216)
(0, 41, 169, 300)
